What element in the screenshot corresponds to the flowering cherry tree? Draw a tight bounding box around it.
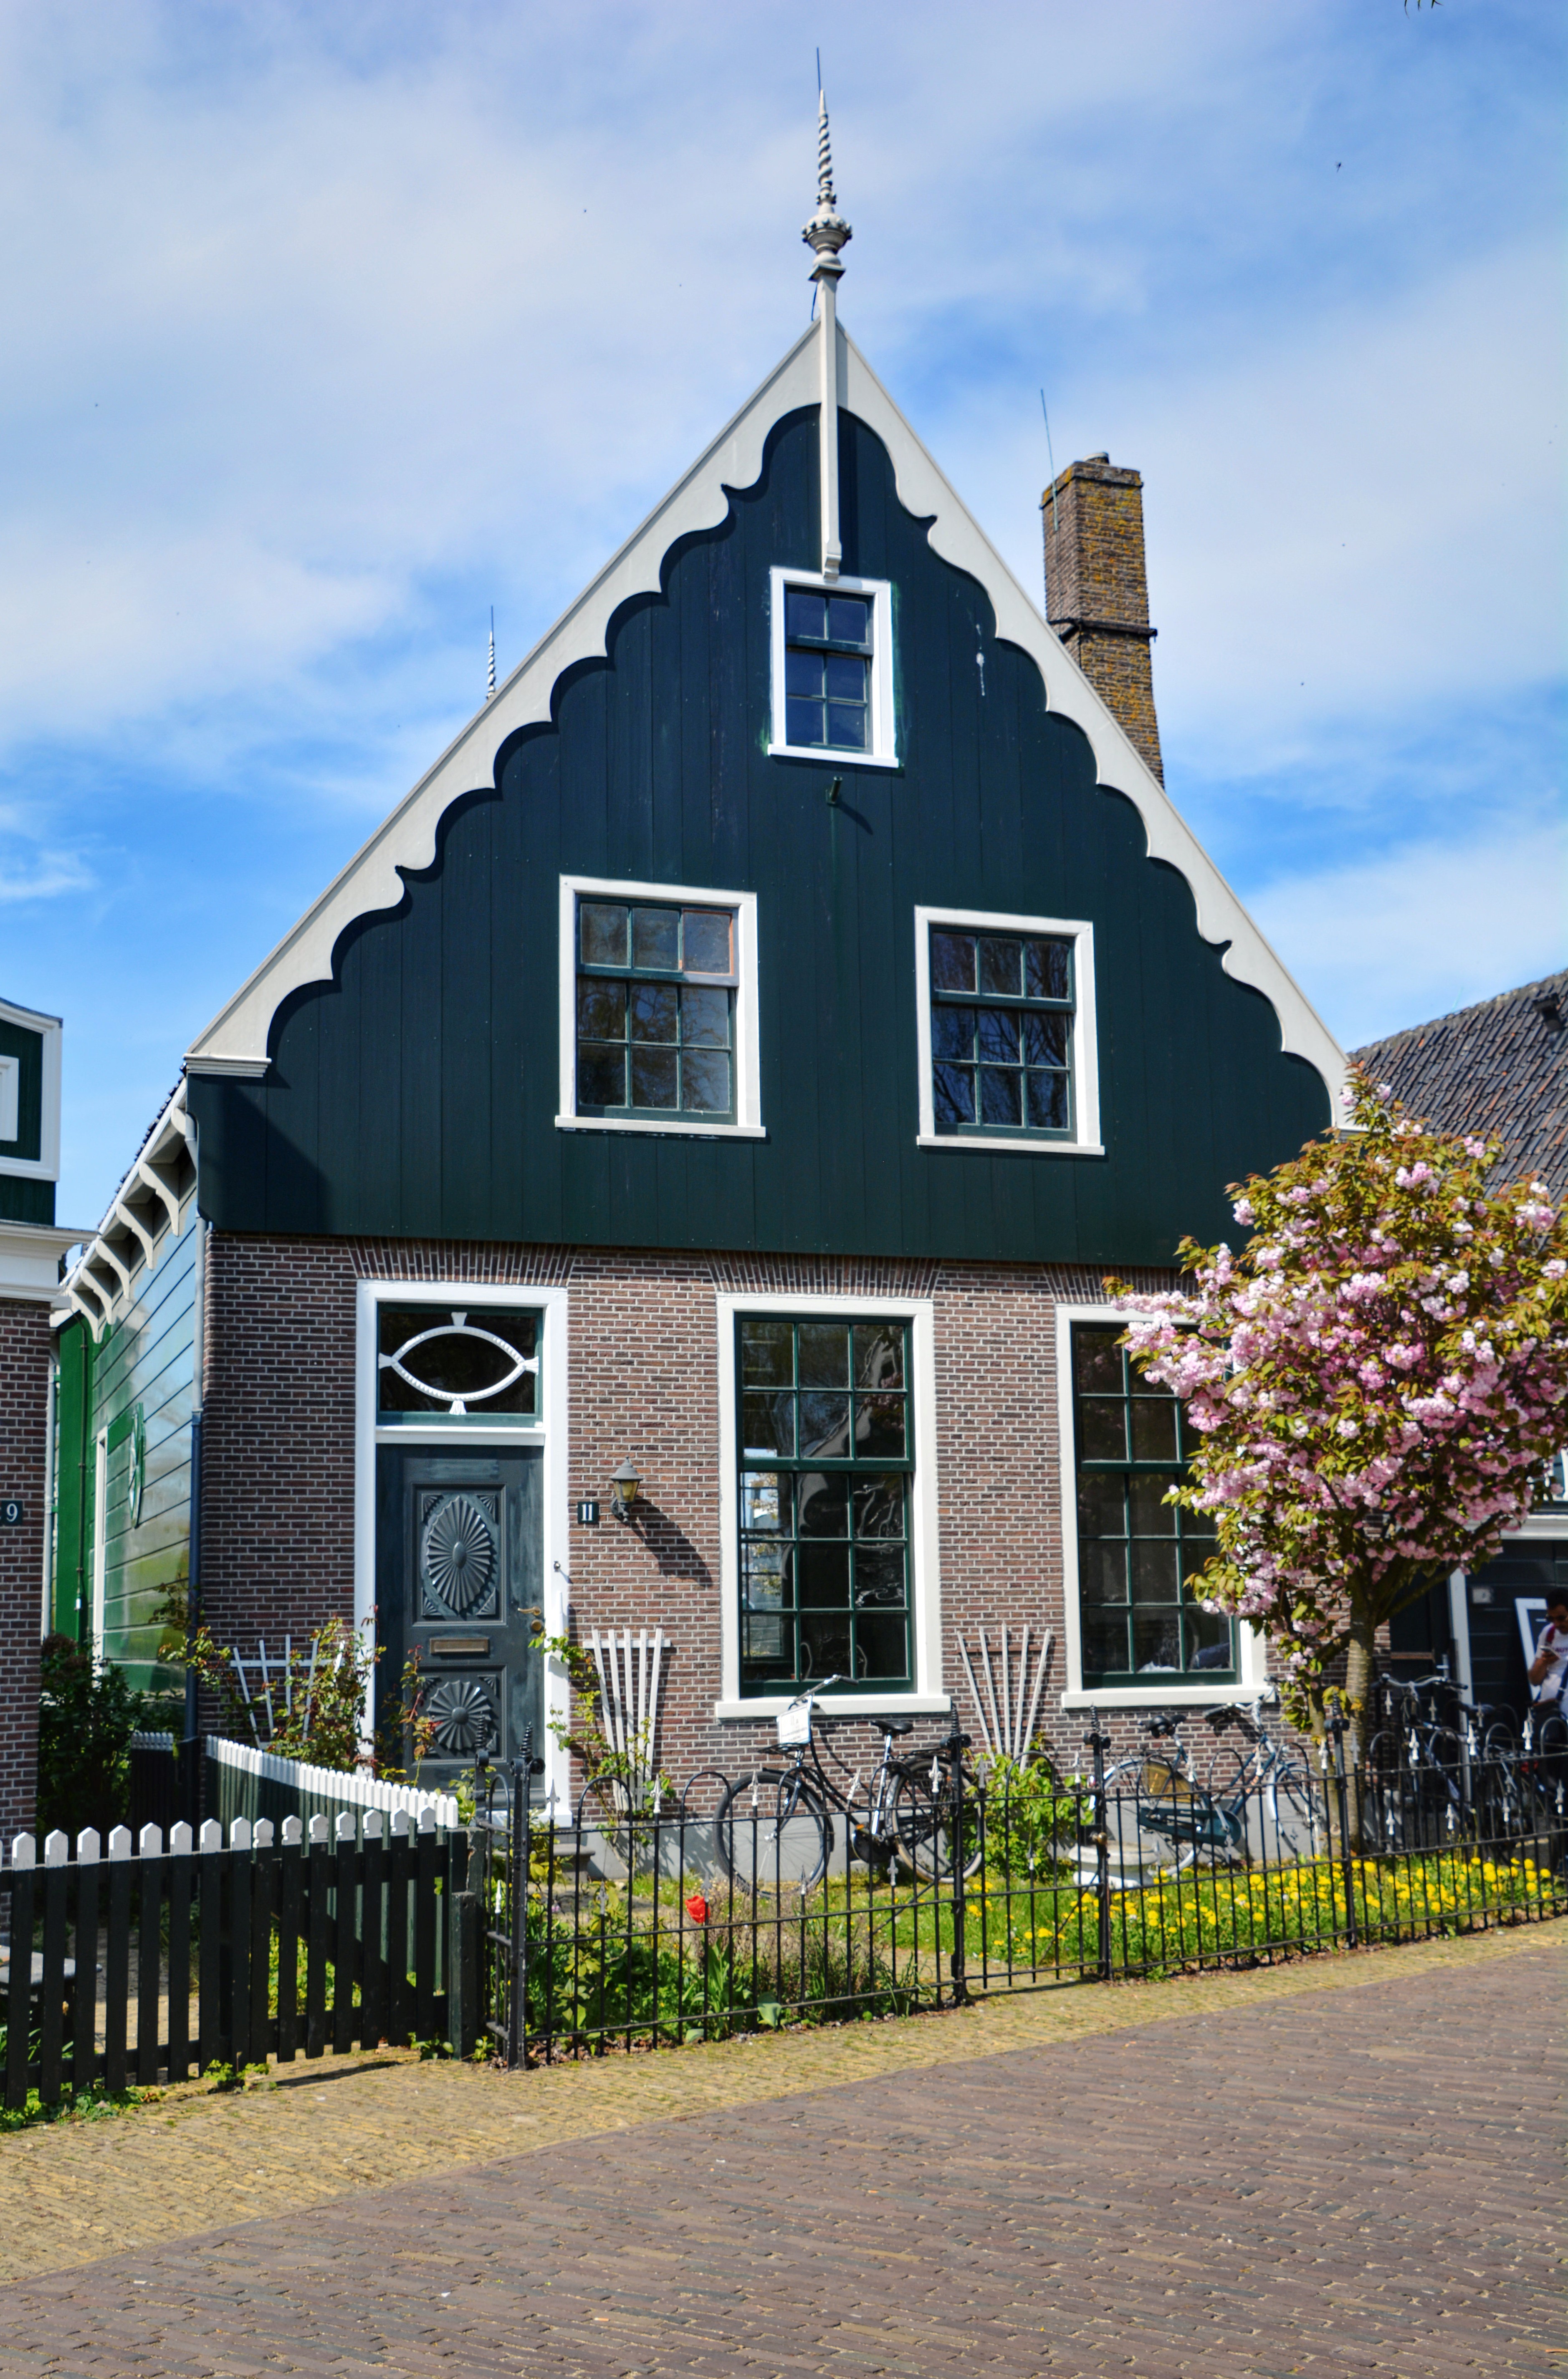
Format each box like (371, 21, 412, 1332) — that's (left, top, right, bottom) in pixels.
(1108, 1070, 1568, 1758)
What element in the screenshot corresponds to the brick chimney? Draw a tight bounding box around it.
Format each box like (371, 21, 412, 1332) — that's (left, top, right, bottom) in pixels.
(1041, 454, 1163, 783)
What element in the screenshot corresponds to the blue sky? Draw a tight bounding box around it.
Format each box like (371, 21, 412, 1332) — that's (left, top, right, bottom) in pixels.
(1, 0, 1562, 1227)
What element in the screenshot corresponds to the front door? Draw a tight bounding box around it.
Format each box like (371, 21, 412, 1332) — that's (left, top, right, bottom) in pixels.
(376, 1444, 544, 1795)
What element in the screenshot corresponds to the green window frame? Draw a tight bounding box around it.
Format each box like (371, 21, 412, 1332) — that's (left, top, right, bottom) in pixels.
(736, 1314, 913, 1695)
(929, 926, 1075, 1138)
(1072, 1322, 1236, 1688)
(782, 588, 872, 752)
(575, 899, 737, 1123)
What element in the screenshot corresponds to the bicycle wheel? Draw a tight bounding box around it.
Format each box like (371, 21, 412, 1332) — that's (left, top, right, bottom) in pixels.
(1265, 1765, 1323, 1863)
(1363, 1733, 1414, 1852)
(1423, 1729, 1467, 1843)
(716, 1769, 830, 1891)
(890, 1762, 982, 1882)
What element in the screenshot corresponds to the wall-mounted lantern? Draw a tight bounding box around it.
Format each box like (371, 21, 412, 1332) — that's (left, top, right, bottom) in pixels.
(610, 1459, 642, 1522)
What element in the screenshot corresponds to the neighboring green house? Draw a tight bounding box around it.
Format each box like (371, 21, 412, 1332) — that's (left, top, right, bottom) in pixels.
(0, 995, 84, 1835)
(52, 1089, 196, 1700)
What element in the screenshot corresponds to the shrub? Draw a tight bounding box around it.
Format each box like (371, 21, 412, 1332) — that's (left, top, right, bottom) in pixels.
(36, 1634, 153, 1841)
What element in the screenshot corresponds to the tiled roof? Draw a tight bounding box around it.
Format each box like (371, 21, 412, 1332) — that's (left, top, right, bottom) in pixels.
(1353, 969, 1568, 1200)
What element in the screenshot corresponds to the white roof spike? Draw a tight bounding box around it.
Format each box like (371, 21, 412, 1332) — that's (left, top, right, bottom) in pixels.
(803, 83, 851, 283)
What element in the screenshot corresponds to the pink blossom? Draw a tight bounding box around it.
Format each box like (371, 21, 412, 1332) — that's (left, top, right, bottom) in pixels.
(1105, 1064, 1568, 1728)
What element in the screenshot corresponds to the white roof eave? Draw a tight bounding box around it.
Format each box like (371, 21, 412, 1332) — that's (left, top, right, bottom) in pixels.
(184, 316, 1345, 1107)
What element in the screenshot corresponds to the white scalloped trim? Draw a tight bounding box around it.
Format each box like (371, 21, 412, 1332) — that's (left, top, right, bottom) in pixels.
(186, 318, 1344, 1106)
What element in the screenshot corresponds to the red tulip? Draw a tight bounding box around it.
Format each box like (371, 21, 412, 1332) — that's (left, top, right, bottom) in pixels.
(685, 1891, 708, 1925)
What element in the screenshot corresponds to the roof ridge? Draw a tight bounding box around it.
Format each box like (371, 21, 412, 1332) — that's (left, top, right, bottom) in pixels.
(1353, 965, 1568, 1056)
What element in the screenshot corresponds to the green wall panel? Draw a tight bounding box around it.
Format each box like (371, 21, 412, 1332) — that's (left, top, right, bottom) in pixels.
(0, 1174, 54, 1226)
(51, 1315, 93, 1638)
(188, 408, 1330, 1264)
(78, 1210, 197, 1695)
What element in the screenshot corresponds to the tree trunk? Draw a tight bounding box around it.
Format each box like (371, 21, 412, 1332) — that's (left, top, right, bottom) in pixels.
(1343, 1612, 1378, 1773)
(1340, 1603, 1381, 1853)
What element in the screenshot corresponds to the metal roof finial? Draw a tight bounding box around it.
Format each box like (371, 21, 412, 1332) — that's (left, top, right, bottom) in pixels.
(487, 607, 496, 702)
(802, 68, 851, 284)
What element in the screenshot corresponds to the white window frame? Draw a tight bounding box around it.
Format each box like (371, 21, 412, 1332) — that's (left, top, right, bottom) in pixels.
(1055, 1301, 1267, 1710)
(0, 1054, 18, 1144)
(90, 1427, 109, 1671)
(914, 907, 1102, 1156)
(713, 1290, 951, 1720)
(556, 875, 765, 1140)
(0, 999, 62, 1181)
(354, 1279, 573, 1813)
(768, 567, 898, 770)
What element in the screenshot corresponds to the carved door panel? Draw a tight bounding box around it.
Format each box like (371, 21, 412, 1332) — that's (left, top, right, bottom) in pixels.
(376, 1446, 543, 1794)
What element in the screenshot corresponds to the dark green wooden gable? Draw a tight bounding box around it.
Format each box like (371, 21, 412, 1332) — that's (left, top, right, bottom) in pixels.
(188, 407, 1328, 1264)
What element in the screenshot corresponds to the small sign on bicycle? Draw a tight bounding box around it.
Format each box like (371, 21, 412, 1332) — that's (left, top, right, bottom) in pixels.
(776, 1694, 813, 1748)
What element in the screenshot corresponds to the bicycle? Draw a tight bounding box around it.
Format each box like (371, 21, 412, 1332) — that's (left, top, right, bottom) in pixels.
(1202, 1697, 1323, 1862)
(1364, 1669, 1465, 1851)
(714, 1680, 979, 1890)
(1093, 1713, 1249, 1879)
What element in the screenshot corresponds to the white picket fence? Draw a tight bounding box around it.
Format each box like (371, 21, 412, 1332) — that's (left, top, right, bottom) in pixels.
(4, 1804, 444, 1868)
(207, 1735, 459, 1830)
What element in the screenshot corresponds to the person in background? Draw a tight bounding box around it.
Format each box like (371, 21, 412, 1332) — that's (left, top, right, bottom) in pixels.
(1527, 1590, 1568, 1723)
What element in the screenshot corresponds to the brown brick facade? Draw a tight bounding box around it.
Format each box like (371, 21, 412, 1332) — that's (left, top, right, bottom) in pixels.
(201, 1233, 1214, 1784)
(1042, 455, 1163, 784)
(0, 1298, 48, 1842)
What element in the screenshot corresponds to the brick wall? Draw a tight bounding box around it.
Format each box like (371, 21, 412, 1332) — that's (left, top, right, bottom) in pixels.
(202, 1234, 1209, 1781)
(1042, 455, 1163, 784)
(0, 1298, 48, 1840)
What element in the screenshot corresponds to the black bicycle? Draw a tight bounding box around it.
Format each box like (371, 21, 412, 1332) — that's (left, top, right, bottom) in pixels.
(1365, 1669, 1465, 1851)
(715, 1680, 978, 1889)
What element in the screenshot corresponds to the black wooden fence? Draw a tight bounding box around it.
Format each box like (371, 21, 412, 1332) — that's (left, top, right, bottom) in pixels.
(0, 1809, 480, 2111)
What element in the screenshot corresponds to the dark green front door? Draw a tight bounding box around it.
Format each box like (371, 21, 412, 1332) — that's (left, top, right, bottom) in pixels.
(376, 1444, 544, 1793)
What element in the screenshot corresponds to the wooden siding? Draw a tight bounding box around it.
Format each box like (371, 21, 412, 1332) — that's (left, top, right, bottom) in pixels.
(76, 1211, 197, 1691)
(189, 409, 1328, 1265)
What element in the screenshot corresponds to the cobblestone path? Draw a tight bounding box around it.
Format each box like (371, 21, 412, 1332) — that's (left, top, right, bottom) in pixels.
(0, 1923, 1560, 2375)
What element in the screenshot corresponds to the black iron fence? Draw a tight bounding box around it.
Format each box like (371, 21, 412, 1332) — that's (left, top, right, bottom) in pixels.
(0, 1809, 473, 2112)
(475, 1724, 1568, 2062)
(6, 1723, 1561, 2108)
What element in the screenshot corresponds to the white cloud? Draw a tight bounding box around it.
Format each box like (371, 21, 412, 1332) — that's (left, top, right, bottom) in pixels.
(0, 0, 1559, 1220)
(0, 848, 96, 904)
(1247, 810, 1566, 1051)
(0, 0, 1556, 763)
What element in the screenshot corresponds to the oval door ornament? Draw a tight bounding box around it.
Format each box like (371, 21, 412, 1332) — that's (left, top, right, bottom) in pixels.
(426, 1675, 499, 1756)
(379, 1320, 537, 1414)
(420, 1494, 497, 1616)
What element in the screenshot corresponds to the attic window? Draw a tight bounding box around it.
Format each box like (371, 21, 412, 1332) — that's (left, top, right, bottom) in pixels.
(768, 569, 897, 768)
(784, 590, 870, 750)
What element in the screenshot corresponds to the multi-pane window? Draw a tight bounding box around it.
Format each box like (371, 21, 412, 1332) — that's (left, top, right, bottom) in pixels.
(737, 1316, 913, 1693)
(930, 927, 1074, 1135)
(575, 900, 736, 1121)
(1072, 1324, 1234, 1685)
(783, 589, 871, 752)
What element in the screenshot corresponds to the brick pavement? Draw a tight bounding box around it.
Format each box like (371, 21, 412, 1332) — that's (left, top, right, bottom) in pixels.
(0, 1924, 1562, 2375)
